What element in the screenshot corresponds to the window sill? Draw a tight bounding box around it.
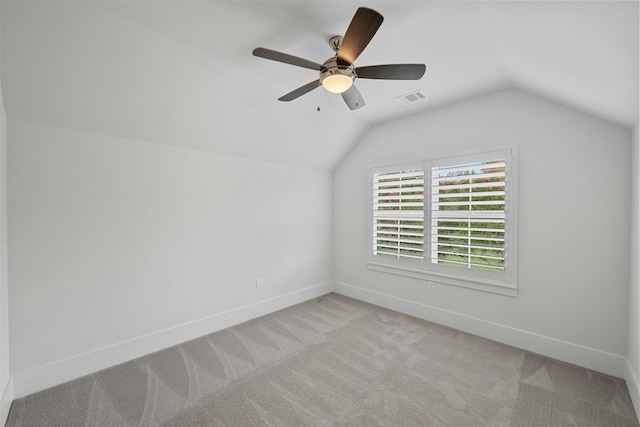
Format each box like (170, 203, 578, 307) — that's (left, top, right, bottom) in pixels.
(367, 261, 518, 297)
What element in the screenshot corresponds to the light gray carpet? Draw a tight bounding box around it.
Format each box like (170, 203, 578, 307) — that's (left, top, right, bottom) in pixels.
(6, 293, 639, 426)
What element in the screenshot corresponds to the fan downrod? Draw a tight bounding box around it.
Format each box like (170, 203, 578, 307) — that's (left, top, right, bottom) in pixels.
(328, 35, 343, 53)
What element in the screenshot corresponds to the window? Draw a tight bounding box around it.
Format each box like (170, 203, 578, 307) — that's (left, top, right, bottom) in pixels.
(372, 166, 424, 260)
(369, 147, 518, 296)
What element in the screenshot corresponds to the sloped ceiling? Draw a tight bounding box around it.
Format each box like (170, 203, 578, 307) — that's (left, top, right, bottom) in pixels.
(1, 1, 638, 171)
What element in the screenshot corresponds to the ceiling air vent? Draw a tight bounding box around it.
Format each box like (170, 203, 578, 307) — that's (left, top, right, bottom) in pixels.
(396, 90, 427, 105)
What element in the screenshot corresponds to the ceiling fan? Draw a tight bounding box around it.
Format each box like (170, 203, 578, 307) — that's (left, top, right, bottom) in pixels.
(253, 7, 426, 110)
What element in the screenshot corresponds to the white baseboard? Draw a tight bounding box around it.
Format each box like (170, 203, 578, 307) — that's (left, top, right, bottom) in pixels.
(12, 282, 333, 399)
(625, 358, 640, 419)
(10, 280, 629, 401)
(334, 282, 626, 378)
(1, 377, 13, 426)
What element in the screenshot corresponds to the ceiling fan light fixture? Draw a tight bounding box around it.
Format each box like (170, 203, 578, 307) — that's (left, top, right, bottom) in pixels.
(322, 73, 354, 93)
(320, 58, 355, 94)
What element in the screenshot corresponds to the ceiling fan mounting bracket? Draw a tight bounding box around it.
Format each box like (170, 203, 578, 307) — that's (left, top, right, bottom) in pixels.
(328, 35, 343, 53)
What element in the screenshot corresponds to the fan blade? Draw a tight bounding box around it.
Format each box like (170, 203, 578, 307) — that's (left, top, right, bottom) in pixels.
(357, 64, 426, 80)
(341, 85, 365, 110)
(337, 8, 384, 65)
(278, 80, 320, 102)
(253, 47, 322, 71)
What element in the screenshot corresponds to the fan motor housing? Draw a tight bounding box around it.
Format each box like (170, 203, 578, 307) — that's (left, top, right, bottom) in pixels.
(319, 57, 356, 93)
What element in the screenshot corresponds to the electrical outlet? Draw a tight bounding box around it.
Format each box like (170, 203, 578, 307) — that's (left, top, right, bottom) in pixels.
(427, 282, 436, 292)
(256, 278, 262, 288)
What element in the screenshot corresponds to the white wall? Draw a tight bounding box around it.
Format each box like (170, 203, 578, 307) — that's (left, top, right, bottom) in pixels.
(0, 1, 12, 418)
(0, 78, 12, 425)
(334, 88, 632, 377)
(8, 119, 333, 397)
(627, 123, 640, 412)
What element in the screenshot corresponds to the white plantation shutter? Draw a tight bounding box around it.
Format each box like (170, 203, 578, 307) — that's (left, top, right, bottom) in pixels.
(372, 167, 425, 260)
(369, 148, 517, 295)
(430, 152, 509, 273)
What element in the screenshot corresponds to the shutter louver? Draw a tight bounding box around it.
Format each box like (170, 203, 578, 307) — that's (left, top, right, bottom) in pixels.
(431, 158, 506, 272)
(373, 169, 424, 260)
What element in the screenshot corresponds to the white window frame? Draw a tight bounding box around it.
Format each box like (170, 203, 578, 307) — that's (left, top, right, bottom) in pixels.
(368, 146, 519, 297)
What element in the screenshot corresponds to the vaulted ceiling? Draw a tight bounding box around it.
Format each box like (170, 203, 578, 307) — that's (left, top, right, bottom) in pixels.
(1, 1, 638, 171)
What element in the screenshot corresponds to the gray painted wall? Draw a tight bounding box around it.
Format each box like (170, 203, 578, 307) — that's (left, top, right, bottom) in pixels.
(627, 124, 639, 411)
(8, 120, 333, 397)
(333, 88, 632, 377)
(0, 75, 11, 426)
